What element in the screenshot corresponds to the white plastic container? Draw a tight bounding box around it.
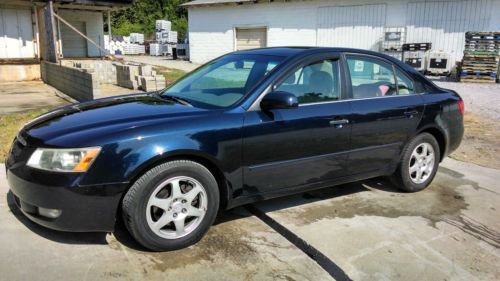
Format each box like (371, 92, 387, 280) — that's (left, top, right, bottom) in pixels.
(426, 51, 454, 75)
(156, 20, 171, 31)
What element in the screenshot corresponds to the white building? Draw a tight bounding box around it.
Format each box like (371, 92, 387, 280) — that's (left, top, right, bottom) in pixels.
(182, 0, 500, 64)
(0, 0, 132, 82)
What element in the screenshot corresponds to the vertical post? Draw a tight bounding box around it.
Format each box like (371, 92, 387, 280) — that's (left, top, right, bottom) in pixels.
(43, 0, 58, 63)
(33, 6, 40, 59)
(107, 10, 112, 45)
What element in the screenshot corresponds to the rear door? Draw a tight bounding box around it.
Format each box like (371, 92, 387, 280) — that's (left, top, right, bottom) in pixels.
(242, 52, 351, 195)
(344, 54, 424, 174)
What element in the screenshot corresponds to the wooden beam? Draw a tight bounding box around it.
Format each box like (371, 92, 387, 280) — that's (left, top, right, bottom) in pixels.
(43, 1, 58, 63)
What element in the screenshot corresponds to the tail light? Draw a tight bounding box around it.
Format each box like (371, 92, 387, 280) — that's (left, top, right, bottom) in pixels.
(458, 99, 464, 115)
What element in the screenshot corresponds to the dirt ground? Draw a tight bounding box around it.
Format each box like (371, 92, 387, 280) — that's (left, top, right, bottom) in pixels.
(433, 80, 500, 170)
(449, 112, 500, 169)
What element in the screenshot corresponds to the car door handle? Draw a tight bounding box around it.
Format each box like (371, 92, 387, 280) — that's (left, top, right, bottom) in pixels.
(404, 110, 419, 118)
(329, 119, 349, 128)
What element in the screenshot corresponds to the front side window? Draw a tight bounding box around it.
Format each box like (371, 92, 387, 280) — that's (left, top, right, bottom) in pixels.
(163, 54, 283, 108)
(275, 59, 340, 104)
(346, 56, 397, 99)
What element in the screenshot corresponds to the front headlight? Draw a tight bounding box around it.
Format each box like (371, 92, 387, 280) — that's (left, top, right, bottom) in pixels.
(27, 147, 101, 172)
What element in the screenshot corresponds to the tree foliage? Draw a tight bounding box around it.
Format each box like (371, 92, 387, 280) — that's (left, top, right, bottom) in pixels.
(107, 0, 190, 42)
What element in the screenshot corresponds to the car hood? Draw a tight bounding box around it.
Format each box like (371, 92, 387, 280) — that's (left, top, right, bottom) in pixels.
(22, 93, 210, 146)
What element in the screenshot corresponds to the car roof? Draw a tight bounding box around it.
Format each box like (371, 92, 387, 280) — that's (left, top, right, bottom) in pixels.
(232, 47, 313, 57)
(233, 46, 392, 59)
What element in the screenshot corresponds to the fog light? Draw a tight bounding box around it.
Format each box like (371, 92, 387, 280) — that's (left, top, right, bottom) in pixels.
(38, 207, 62, 218)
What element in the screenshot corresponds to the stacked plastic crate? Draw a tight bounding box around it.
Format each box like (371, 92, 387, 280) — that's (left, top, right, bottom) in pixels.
(381, 27, 405, 61)
(152, 20, 177, 56)
(461, 32, 500, 83)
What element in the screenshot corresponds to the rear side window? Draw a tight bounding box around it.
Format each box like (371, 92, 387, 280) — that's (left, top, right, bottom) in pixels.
(275, 59, 340, 104)
(346, 56, 397, 98)
(395, 68, 414, 95)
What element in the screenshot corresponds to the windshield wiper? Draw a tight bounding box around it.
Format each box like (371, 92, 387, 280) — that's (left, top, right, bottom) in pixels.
(156, 93, 192, 106)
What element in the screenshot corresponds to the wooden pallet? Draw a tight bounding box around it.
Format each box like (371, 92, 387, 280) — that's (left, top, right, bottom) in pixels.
(464, 51, 499, 56)
(460, 77, 497, 83)
(461, 71, 497, 77)
(463, 56, 499, 61)
(462, 62, 499, 67)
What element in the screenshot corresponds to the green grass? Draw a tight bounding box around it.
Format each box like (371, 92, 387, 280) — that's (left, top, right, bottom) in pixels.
(0, 109, 49, 162)
(154, 67, 187, 85)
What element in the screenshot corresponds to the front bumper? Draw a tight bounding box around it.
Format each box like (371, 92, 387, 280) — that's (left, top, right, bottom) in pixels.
(7, 170, 126, 232)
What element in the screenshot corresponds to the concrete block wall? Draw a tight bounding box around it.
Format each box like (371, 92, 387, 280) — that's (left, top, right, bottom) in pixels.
(41, 61, 98, 101)
(61, 60, 117, 84)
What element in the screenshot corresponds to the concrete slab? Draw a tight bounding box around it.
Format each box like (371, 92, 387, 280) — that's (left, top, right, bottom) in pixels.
(96, 84, 142, 99)
(0, 81, 71, 115)
(254, 158, 500, 280)
(0, 164, 332, 281)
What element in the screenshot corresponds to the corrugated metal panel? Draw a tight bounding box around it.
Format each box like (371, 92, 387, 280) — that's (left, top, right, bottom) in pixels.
(0, 7, 35, 59)
(61, 21, 87, 57)
(406, 0, 493, 61)
(317, 4, 387, 51)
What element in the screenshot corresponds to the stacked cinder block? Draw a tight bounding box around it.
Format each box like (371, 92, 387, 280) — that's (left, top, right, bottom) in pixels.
(63, 60, 117, 85)
(116, 63, 140, 89)
(116, 63, 166, 92)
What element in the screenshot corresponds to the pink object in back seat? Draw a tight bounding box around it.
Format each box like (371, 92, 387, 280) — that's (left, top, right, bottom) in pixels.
(378, 85, 390, 96)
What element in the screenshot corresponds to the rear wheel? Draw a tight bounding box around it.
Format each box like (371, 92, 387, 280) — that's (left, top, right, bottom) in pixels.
(391, 133, 440, 192)
(122, 160, 219, 251)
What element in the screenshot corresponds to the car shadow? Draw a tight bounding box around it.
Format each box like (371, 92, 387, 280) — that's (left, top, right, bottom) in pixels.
(6, 177, 402, 249)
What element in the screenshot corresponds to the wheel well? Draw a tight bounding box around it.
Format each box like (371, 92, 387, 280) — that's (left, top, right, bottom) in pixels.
(125, 155, 229, 210)
(420, 128, 446, 161)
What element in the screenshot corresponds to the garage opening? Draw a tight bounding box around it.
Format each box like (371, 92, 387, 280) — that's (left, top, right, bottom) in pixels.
(235, 27, 267, 51)
(61, 21, 87, 58)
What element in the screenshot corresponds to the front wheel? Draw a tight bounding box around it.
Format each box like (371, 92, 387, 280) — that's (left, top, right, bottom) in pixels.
(391, 133, 440, 192)
(122, 160, 219, 251)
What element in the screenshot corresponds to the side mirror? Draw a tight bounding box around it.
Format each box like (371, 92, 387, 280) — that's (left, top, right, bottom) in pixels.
(260, 91, 298, 110)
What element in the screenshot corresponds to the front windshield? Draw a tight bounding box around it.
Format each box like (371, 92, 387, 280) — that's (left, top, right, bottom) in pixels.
(161, 54, 284, 108)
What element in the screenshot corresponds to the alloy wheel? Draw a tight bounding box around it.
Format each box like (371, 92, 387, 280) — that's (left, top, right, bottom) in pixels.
(408, 142, 435, 184)
(146, 176, 207, 239)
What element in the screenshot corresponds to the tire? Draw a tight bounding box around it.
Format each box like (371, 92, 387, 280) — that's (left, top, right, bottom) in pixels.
(391, 133, 441, 192)
(122, 160, 219, 251)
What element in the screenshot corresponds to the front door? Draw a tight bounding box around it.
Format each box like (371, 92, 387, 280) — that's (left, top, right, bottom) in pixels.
(242, 54, 351, 195)
(344, 54, 424, 174)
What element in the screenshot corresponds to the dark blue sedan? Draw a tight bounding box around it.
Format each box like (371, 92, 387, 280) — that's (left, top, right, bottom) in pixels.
(6, 47, 464, 251)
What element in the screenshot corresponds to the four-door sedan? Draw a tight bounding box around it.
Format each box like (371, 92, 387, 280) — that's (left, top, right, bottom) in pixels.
(6, 47, 463, 251)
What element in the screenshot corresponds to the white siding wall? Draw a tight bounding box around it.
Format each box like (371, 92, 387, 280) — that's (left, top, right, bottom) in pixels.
(58, 9, 104, 57)
(317, 4, 387, 50)
(0, 7, 35, 59)
(187, 0, 500, 64)
(406, 0, 494, 61)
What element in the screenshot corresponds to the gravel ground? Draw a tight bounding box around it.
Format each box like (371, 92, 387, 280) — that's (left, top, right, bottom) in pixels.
(118, 55, 200, 72)
(432, 79, 500, 120)
(430, 78, 500, 169)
